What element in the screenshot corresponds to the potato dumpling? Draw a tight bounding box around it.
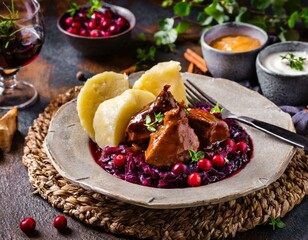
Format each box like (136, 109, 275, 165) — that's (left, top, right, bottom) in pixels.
(132, 61, 187, 102)
(77, 72, 129, 140)
(93, 89, 155, 149)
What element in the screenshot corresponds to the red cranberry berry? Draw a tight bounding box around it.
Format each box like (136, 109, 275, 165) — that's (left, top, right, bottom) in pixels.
(71, 21, 82, 29)
(113, 154, 126, 169)
(187, 172, 201, 187)
(20, 217, 36, 234)
(197, 158, 212, 171)
(116, 16, 128, 29)
(211, 154, 226, 167)
(53, 215, 67, 230)
(100, 18, 110, 30)
(65, 17, 74, 26)
(66, 27, 78, 35)
(107, 23, 120, 35)
(91, 12, 102, 20)
(88, 19, 97, 30)
(100, 30, 111, 37)
(79, 28, 89, 37)
(102, 10, 113, 19)
(89, 29, 100, 37)
(225, 139, 237, 152)
(172, 163, 188, 175)
(236, 141, 248, 153)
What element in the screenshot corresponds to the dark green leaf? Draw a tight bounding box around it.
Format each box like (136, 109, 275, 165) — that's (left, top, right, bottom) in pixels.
(269, 217, 286, 230)
(251, 0, 271, 11)
(205, 1, 225, 24)
(175, 21, 191, 34)
(198, 12, 213, 26)
(173, 2, 191, 17)
(288, 11, 298, 28)
(235, 7, 247, 22)
(246, 15, 267, 30)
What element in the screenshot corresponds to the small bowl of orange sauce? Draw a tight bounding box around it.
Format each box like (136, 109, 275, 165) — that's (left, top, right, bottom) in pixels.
(201, 22, 268, 83)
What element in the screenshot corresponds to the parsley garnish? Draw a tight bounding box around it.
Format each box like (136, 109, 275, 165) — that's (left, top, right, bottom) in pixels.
(189, 150, 205, 162)
(210, 103, 224, 114)
(268, 217, 286, 230)
(144, 112, 164, 132)
(280, 52, 306, 71)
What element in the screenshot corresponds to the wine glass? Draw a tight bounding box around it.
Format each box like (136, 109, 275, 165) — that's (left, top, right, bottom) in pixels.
(0, 0, 45, 109)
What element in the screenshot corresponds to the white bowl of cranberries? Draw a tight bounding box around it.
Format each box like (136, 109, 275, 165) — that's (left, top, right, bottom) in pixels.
(57, 2, 135, 56)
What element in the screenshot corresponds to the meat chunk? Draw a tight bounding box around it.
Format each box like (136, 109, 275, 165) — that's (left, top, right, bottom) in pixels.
(187, 109, 229, 147)
(125, 85, 177, 148)
(145, 105, 199, 167)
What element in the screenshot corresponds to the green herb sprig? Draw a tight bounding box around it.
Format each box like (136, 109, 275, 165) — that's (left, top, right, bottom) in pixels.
(66, 0, 103, 18)
(210, 102, 224, 114)
(188, 150, 205, 162)
(280, 52, 306, 71)
(0, 0, 21, 48)
(268, 217, 286, 230)
(144, 112, 164, 132)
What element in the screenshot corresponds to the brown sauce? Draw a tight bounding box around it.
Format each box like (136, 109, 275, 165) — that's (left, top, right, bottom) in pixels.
(210, 35, 261, 52)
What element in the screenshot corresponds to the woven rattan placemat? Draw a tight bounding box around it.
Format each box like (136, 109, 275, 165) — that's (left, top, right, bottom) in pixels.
(22, 86, 308, 240)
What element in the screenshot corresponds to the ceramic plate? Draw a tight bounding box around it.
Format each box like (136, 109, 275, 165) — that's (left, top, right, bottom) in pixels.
(44, 73, 295, 209)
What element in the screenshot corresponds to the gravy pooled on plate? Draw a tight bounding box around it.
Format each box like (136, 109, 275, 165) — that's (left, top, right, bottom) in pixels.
(210, 35, 261, 52)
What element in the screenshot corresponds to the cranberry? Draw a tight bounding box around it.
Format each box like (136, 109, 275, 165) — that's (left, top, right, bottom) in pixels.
(91, 12, 102, 20)
(113, 154, 126, 169)
(71, 21, 82, 29)
(20, 217, 36, 234)
(211, 154, 226, 167)
(102, 10, 113, 20)
(65, 17, 74, 26)
(78, 12, 87, 20)
(187, 172, 201, 187)
(225, 139, 237, 152)
(172, 163, 188, 175)
(53, 215, 67, 230)
(197, 158, 212, 171)
(100, 18, 110, 30)
(79, 28, 89, 36)
(87, 19, 97, 30)
(108, 23, 120, 35)
(66, 27, 78, 35)
(116, 16, 128, 29)
(89, 29, 100, 37)
(100, 31, 111, 37)
(236, 141, 248, 153)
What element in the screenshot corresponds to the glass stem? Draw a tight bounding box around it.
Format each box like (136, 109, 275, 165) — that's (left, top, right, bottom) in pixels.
(0, 69, 19, 93)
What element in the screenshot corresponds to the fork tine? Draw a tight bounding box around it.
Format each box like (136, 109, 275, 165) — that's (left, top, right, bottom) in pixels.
(185, 88, 200, 105)
(186, 79, 222, 108)
(184, 82, 213, 107)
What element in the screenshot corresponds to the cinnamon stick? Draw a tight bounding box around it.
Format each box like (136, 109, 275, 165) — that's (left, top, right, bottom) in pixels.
(121, 65, 137, 75)
(184, 48, 208, 73)
(187, 62, 195, 73)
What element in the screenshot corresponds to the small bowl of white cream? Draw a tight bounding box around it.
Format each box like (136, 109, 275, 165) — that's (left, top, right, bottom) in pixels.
(256, 41, 308, 105)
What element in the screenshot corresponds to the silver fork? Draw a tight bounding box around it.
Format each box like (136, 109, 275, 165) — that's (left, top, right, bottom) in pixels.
(185, 79, 308, 151)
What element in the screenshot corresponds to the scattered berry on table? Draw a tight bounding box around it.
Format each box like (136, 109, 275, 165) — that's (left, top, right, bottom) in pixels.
(53, 215, 67, 230)
(20, 217, 36, 234)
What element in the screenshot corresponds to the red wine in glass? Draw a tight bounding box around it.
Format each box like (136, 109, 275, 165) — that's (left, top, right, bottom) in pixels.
(0, 0, 45, 110)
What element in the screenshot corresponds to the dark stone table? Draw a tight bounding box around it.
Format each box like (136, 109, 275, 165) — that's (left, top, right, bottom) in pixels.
(1, 0, 307, 239)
